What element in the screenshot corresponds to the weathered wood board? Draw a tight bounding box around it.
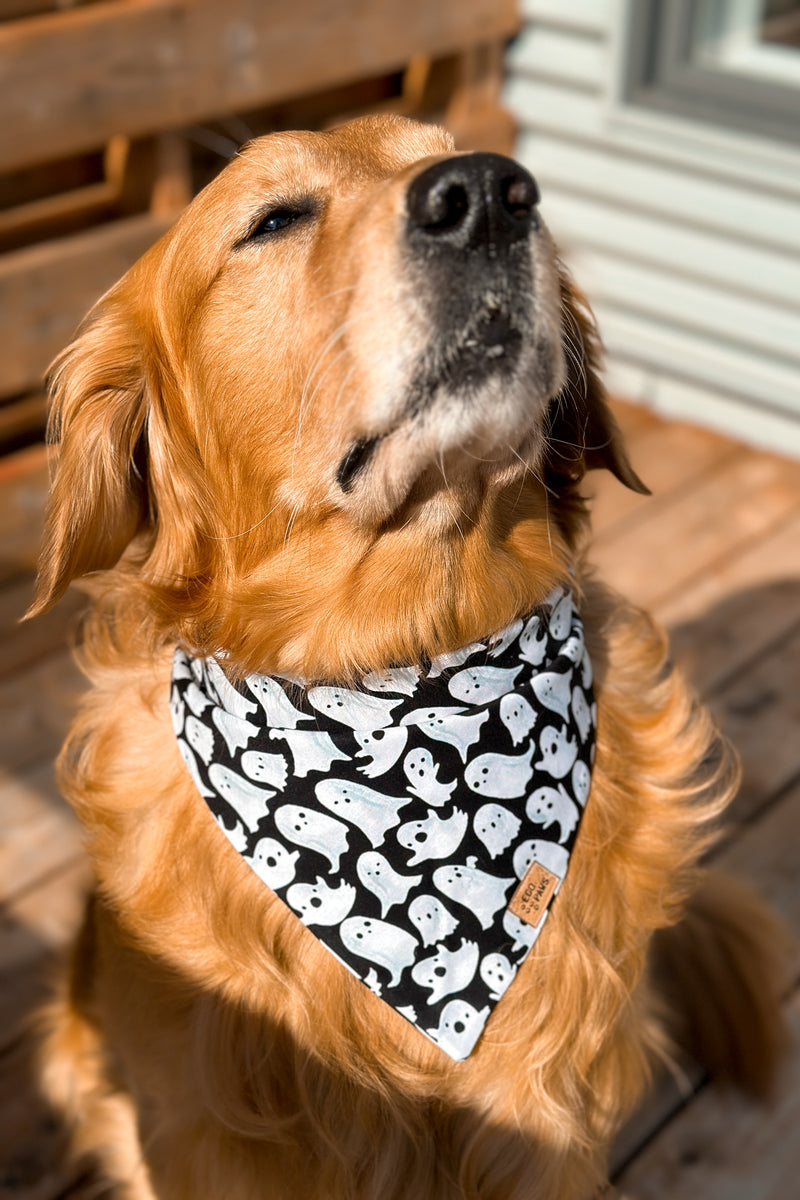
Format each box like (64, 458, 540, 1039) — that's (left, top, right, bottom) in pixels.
(0, 0, 520, 172)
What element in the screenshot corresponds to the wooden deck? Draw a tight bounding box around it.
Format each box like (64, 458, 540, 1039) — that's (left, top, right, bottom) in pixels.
(1, 400, 799, 1198)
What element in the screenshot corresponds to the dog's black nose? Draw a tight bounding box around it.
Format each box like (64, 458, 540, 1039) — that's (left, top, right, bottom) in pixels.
(406, 154, 539, 255)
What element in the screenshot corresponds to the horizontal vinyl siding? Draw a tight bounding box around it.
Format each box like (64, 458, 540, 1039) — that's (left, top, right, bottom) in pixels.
(519, 0, 609, 35)
(506, 27, 605, 89)
(505, 9, 800, 457)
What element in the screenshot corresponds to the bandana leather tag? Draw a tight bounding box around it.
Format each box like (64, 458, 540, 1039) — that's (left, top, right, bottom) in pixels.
(170, 589, 596, 1060)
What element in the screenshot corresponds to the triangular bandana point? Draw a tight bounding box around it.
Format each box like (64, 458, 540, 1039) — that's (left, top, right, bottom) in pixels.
(170, 589, 596, 1061)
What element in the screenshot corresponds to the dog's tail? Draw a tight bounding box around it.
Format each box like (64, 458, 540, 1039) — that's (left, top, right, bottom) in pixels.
(650, 869, 793, 1097)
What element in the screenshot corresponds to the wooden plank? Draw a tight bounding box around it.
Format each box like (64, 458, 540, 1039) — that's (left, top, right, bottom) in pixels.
(0, 574, 86, 680)
(0, 761, 82, 904)
(660, 509, 800, 694)
(0, 855, 90, 1050)
(0, 212, 171, 401)
(0, 443, 49, 585)
(709, 623, 800, 825)
(713, 779, 800, 971)
(590, 450, 800, 612)
(615, 989, 800, 1199)
(612, 780, 800, 1178)
(0, 0, 520, 172)
(587, 418, 741, 538)
(0, 394, 46, 450)
(0, 649, 84, 777)
(608, 397, 659, 439)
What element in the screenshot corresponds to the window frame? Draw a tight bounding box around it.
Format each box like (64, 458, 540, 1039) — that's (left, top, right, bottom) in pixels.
(619, 0, 800, 146)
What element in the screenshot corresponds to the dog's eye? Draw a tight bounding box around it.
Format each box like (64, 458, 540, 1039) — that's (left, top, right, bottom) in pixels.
(240, 201, 318, 247)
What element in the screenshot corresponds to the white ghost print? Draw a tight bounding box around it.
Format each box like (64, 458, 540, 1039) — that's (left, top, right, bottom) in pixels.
(535, 726, 578, 779)
(356, 852, 422, 918)
(286, 877, 356, 925)
(525, 785, 579, 843)
(177, 738, 213, 798)
(185, 714, 215, 766)
(251, 837, 299, 888)
(315, 779, 410, 847)
(502, 907, 548, 954)
(479, 952, 517, 1000)
(411, 939, 480, 1005)
(465, 744, 535, 799)
(269, 728, 351, 778)
(240, 750, 288, 791)
(184, 680, 213, 718)
(307, 686, 402, 730)
(247, 675, 312, 729)
(170, 687, 185, 737)
(571, 686, 592, 743)
(362, 666, 420, 697)
(530, 668, 573, 723)
(580, 646, 593, 690)
(473, 803, 521, 859)
(512, 839, 569, 883)
(403, 707, 489, 763)
(354, 727, 408, 779)
(488, 618, 523, 658)
(205, 659, 258, 720)
(397, 808, 468, 866)
(548, 591, 573, 640)
(212, 707, 260, 757)
(172, 650, 194, 681)
(364, 968, 383, 996)
(215, 812, 247, 853)
(402, 747, 457, 805)
(208, 764, 275, 832)
(408, 894, 460, 947)
(560, 630, 585, 666)
(427, 643, 486, 679)
(433, 859, 514, 930)
(340, 917, 418, 987)
(425, 999, 490, 1060)
(572, 760, 591, 806)
(273, 804, 349, 871)
(448, 664, 522, 705)
(499, 692, 536, 746)
(519, 613, 548, 666)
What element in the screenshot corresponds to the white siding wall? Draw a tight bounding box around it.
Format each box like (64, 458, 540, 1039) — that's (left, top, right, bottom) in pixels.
(505, 0, 800, 457)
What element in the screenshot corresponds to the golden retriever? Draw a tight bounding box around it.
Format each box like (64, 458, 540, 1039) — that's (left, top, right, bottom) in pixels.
(29, 115, 785, 1199)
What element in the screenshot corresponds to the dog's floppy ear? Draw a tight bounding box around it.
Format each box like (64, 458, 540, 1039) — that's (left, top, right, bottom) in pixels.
(546, 276, 649, 496)
(26, 290, 152, 618)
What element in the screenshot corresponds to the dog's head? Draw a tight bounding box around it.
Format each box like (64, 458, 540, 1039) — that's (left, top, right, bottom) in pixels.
(30, 116, 644, 675)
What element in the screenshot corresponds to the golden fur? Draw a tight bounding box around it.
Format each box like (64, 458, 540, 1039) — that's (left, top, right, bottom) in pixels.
(30, 116, 783, 1199)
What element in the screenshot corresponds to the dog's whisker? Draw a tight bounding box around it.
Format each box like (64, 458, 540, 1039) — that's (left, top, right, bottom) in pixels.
(297, 315, 359, 428)
(508, 442, 559, 501)
(186, 125, 240, 160)
(282, 502, 301, 555)
(313, 283, 360, 306)
(208, 502, 283, 541)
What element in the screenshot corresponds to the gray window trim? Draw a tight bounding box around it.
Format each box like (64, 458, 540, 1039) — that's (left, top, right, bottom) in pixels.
(625, 0, 800, 146)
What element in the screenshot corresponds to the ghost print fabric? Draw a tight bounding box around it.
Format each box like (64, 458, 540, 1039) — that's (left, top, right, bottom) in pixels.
(170, 588, 596, 1060)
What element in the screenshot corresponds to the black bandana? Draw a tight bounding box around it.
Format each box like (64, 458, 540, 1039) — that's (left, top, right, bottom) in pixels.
(170, 588, 596, 1060)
